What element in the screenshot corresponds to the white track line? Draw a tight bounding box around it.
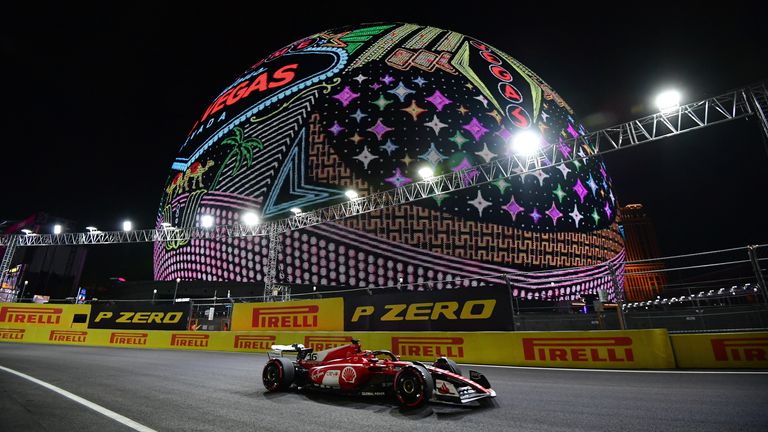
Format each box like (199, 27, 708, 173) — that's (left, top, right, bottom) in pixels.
(0, 365, 157, 432)
(458, 363, 768, 374)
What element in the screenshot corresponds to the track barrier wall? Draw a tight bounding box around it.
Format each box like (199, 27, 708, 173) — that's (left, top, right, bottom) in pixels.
(0, 302, 763, 369)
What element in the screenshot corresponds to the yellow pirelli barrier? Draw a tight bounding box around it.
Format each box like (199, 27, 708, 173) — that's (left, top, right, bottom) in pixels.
(670, 332, 768, 369)
(0, 327, 676, 369)
(231, 298, 343, 331)
(0, 303, 91, 329)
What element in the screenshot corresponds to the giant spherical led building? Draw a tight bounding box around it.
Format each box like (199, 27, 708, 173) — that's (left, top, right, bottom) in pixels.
(154, 23, 625, 301)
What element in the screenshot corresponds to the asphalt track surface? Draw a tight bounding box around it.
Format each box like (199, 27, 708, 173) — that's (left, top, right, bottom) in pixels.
(1, 344, 767, 432)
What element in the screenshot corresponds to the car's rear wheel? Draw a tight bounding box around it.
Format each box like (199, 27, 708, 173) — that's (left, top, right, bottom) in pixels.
(394, 365, 433, 408)
(263, 357, 295, 392)
(433, 357, 462, 376)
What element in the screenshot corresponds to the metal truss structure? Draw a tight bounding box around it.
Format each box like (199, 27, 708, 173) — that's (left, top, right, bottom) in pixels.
(2, 83, 767, 298)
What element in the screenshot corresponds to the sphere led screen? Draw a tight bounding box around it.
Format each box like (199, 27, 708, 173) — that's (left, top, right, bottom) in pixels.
(155, 23, 625, 300)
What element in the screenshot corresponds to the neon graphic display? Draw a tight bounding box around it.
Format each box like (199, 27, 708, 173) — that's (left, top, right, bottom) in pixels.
(155, 23, 625, 300)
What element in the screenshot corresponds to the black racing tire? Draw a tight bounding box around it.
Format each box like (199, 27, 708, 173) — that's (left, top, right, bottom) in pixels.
(262, 357, 296, 392)
(394, 365, 434, 408)
(433, 357, 462, 376)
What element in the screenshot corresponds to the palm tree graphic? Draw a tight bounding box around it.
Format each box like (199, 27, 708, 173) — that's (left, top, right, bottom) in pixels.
(211, 126, 264, 188)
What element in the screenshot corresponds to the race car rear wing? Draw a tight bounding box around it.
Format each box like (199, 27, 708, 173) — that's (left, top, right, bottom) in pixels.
(267, 343, 305, 359)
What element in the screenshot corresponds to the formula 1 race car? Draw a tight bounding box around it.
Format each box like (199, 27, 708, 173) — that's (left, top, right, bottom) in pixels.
(262, 339, 495, 408)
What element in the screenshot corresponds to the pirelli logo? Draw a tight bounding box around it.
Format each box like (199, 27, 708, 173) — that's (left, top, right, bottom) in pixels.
(711, 337, 768, 361)
(171, 333, 209, 348)
(251, 305, 318, 329)
(234, 335, 276, 350)
(0, 306, 63, 325)
(391, 337, 464, 358)
(304, 335, 352, 351)
(0, 328, 25, 340)
(522, 337, 634, 362)
(49, 330, 87, 343)
(109, 332, 148, 345)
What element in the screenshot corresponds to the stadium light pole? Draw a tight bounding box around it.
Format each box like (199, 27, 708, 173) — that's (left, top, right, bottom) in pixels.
(655, 89, 681, 112)
(152, 288, 157, 303)
(19, 280, 28, 302)
(53, 224, 62, 235)
(122, 220, 132, 232)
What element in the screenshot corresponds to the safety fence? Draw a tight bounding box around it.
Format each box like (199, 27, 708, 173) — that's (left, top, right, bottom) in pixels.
(1, 302, 766, 369)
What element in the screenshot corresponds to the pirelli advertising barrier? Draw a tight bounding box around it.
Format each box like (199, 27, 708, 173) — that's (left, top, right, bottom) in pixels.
(0, 327, 675, 369)
(88, 303, 190, 330)
(670, 332, 768, 369)
(0, 303, 90, 329)
(230, 286, 513, 332)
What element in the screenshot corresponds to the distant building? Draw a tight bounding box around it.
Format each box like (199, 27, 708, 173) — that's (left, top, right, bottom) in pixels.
(620, 204, 667, 301)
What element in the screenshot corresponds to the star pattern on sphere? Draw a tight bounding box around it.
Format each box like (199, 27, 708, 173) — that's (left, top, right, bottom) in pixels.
(468, 191, 491, 217)
(350, 109, 368, 123)
(609, 190, 616, 204)
(531, 169, 550, 186)
(541, 111, 550, 122)
(367, 118, 394, 141)
(370, 82, 382, 90)
(570, 205, 583, 228)
(547, 203, 563, 224)
(487, 110, 503, 125)
(379, 139, 398, 155)
(504, 196, 524, 220)
(380, 74, 395, 85)
(474, 94, 489, 108)
(494, 178, 511, 194)
(457, 105, 470, 115)
(384, 167, 412, 188)
(353, 146, 378, 169)
(567, 123, 579, 138)
(418, 143, 448, 168)
(572, 159, 582, 170)
(327, 121, 345, 136)
(401, 100, 427, 121)
(449, 131, 469, 149)
(352, 73, 368, 83)
(553, 184, 567, 203)
(475, 143, 497, 163)
(496, 126, 512, 143)
(388, 81, 415, 102)
(433, 193, 448, 206)
(348, 133, 364, 145)
(425, 90, 453, 111)
(424, 115, 449, 135)
(452, 158, 479, 185)
(573, 179, 588, 203)
(586, 175, 599, 195)
(332, 86, 360, 107)
(401, 154, 414, 166)
(462, 117, 489, 141)
(556, 163, 571, 178)
(371, 94, 393, 111)
(412, 76, 428, 87)
(604, 202, 613, 219)
(530, 208, 543, 224)
(591, 209, 601, 224)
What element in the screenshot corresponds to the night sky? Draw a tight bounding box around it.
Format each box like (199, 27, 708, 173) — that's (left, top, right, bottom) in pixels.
(2, 2, 767, 285)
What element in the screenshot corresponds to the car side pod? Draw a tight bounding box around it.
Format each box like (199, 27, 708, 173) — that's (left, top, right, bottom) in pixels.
(469, 370, 492, 390)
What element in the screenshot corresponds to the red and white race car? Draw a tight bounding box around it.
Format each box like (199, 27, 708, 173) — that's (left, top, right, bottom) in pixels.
(262, 339, 496, 408)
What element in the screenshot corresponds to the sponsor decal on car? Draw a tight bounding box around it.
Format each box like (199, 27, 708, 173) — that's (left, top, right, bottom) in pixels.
(234, 335, 276, 350)
(522, 337, 634, 362)
(321, 369, 341, 387)
(711, 337, 768, 361)
(49, 330, 87, 343)
(0, 307, 63, 325)
(435, 379, 459, 396)
(391, 337, 464, 358)
(341, 366, 357, 383)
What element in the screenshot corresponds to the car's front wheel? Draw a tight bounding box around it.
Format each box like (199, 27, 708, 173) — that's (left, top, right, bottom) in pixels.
(263, 357, 295, 392)
(394, 365, 433, 408)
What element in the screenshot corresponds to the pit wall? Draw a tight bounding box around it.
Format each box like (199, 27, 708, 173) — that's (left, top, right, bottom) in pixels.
(1, 303, 766, 369)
